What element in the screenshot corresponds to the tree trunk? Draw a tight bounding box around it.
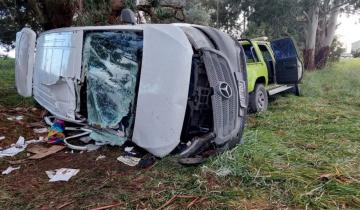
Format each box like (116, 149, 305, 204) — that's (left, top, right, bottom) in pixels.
(315, 7, 339, 69)
(303, 6, 319, 70)
(109, 0, 125, 24)
(28, 0, 76, 30)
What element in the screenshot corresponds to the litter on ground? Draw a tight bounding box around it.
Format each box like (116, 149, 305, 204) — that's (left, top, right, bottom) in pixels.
(96, 155, 106, 161)
(0, 136, 27, 157)
(33, 128, 48, 134)
(117, 155, 141, 167)
(6, 116, 24, 121)
(47, 119, 65, 144)
(0, 136, 5, 141)
(124, 146, 136, 155)
(2, 166, 21, 175)
(27, 145, 65, 159)
(45, 168, 80, 182)
(0, 136, 48, 158)
(215, 167, 233, 177)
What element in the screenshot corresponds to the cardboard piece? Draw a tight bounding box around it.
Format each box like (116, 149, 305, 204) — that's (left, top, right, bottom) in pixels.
(28, 145, 65, 159)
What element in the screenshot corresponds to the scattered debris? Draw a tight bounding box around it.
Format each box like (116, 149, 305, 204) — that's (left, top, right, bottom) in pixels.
(45, 168, 80, 182)
(85, 144, 101, 151)
(0, 136, 27, 158)
(7, 159, 27, 165)
(79, 136, 92, 144)
(117, 155, 141, 167)
(125, 146, 135, 154)
(138, 155, 157, 169)
(47, 119, 65, 144)
(96, 155, 106, 161)
(0, 136, 5, 141)
(6, 116, 24, 121)
(65, 141, 100, 152)
(89, 202, 122, 210)
(124, 146, 138, 156)
(178, 157, 205, 165)
(33, 128, 48, 134)
(157, 195, 198, 210)
(319, 173, 334, 180)
(27, 145, 65, 159)
(26, 137, 45, 144)
(56, 200, 75, 209)
(215, 167, 232, 177)
(27, 122, 43, 128)
(2, 166, 21, 175)
(187, 197, 201, 209)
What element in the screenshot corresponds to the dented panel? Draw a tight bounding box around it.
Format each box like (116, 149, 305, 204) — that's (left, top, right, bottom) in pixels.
(132, 25, 193, 157)
(33, 31, 83, 119)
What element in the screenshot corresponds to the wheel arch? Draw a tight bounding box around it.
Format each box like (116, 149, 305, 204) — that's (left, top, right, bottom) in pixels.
(249, 76, 267, 93)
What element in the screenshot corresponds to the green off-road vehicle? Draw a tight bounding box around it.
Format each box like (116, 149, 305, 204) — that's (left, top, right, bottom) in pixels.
(240, 37, 303, 112)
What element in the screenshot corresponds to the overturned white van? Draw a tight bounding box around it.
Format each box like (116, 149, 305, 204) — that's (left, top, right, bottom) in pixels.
(15, 24, 248, 158)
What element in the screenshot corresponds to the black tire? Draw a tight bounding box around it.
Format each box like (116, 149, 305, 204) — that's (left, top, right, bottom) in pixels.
(249, 84, 268, 113)
(292, 84, 301, 96)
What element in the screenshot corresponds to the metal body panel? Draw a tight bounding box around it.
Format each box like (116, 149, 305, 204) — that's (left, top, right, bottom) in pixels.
(132, 25, 193, 157)
(33, 30, 83, 119)
(15, 28, 36, 97)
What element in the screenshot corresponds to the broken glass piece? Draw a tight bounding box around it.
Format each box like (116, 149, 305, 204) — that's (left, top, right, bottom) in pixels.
(82, 31, 143, 144)
(89, 130, 126, 146)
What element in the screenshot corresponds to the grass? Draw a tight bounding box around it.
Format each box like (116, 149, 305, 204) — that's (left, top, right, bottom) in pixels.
(207, 58, 360, 209)
(0, 57, 34, 107)
(0, 57, 359, 209)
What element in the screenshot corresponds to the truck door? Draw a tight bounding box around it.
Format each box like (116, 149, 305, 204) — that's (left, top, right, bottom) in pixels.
(271, 38, 303, 84)
(15, 28, 36, 97)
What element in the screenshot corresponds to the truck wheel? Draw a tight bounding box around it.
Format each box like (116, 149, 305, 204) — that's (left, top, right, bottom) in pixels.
(292, 84, 301, 96)
(249, 84, 268, 113)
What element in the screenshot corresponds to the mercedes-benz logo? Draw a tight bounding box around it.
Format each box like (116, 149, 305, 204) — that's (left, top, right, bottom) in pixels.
(218, 82, 232, 99)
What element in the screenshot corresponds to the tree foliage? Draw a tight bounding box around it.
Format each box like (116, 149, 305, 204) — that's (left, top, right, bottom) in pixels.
(1, 0, 359, 69)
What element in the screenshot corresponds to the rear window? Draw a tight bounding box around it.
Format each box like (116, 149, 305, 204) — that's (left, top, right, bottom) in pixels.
(271, 38, 298, 60)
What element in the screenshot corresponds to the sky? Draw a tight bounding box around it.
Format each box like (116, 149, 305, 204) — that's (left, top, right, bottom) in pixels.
(337, 13, 360, 53)
(1, 14, 360, 57)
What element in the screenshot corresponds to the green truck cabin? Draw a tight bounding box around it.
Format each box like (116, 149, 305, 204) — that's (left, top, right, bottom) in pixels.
(240, 37, 304, 112)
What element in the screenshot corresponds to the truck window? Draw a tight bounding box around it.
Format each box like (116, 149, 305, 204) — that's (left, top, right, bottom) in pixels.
(258, 44, 272, 62)
(271, 38, 298, 59)
(242, 44, 259, 63)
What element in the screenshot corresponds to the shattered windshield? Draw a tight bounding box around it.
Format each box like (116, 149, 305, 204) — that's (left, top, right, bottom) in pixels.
(82, 30, 143, 143)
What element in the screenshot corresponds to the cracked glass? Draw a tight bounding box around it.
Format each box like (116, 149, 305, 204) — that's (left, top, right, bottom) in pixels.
(82, 30, 143, 144)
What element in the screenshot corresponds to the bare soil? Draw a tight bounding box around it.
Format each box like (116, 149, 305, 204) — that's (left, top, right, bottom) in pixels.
(0, 106, 214, 209)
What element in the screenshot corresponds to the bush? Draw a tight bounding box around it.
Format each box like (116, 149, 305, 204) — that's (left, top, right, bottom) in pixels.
(351, 50, 360, 58)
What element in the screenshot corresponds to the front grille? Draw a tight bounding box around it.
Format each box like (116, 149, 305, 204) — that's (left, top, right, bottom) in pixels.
(201, 48, 238, 143)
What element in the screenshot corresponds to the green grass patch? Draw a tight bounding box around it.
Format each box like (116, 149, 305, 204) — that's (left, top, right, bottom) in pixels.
(0, 58, 35, 107)
(0, 57, 359, 209)
(207, 59, 360, 209)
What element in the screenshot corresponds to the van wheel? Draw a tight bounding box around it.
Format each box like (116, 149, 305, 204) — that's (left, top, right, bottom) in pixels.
(249, 84, 268, 113)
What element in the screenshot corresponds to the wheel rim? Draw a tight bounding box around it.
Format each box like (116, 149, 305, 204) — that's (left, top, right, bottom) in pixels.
(257, 91, 266, 110)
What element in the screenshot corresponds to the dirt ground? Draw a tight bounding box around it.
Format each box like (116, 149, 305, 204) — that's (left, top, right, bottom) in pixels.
(0, 106, 217, 209)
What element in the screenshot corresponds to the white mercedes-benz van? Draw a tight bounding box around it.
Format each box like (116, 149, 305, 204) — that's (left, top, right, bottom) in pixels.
(15, 24, 248, 158)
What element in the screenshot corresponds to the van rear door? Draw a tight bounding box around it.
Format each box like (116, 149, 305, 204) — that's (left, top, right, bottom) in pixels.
(271, 38, 303, 84)
(15, 28, 36, 97)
